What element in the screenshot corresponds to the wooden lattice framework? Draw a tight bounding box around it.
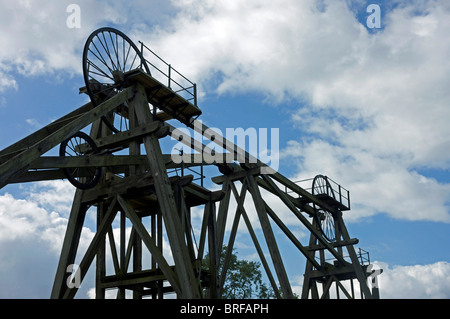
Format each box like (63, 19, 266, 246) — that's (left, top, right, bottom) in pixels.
(0, 28, 380, 299)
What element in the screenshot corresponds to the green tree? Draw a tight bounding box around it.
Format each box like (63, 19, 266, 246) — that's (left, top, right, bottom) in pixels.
(202, 246, 274, 299)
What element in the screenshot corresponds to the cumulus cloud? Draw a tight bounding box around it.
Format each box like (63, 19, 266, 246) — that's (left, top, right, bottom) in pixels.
(0, 0, 174, 91)
(291, 260, 450, 299)
(282, 1, 450, 222)
(0, 180, 179, 298)
(0, 181, 96, 297)
(0, 0, 449, 298)
(128, 0, 450, 223)
(376, 261, 450, 299)
(2, 1, 449, 223)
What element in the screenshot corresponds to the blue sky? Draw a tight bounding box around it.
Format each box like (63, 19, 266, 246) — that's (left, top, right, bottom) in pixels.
(0, 0, 449, 298)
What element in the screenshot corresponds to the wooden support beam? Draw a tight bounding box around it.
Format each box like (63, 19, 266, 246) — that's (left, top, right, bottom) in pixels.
(95, 202, 106, 299)
(63, 196, 119, 299)
(99, 267, 173, 289)
(132, 83, 201, 298)
(93, 121, 161, 151)
(207, 199, 219, 299)
(335, 213, 374, 299)
(334, 276, 353, 299)
(218, 179, 248, 296)
(51, 189, 87, 299)
(305, 238, 359, 251)
(0, 88, 133, 190)
(125, 69, 201, 126)
(107, 226, 121, 277)
(117, 194, 182, 296)
(229, 182, 281, 299)
(320, 276, 334, 299)
(30, 155, 150, 169)
(263, 202, 321, 269)
(0, 101, 93, 161)
(246, 174, 294, 299)
(259, 175, 347, 265)
(215, 178, 231, 253)
(197, 198, 210, 263)
(7, 169, 65, 184)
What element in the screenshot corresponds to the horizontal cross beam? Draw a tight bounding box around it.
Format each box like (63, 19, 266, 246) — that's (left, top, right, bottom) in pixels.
(0, 88, 134, 190)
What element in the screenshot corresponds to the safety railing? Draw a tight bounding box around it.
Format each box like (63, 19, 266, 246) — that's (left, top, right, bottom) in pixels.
(285, 176, 350, 210)
(315, 247, 371, 266)
(168, 150, 205, 187)
(139, 41, 197, 107)
(357, 248, 371, 266)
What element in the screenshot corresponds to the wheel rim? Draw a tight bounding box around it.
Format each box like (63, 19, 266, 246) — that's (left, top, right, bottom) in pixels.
(312, 175, 337, 242)
(312, 175, 335, 199)
(315, 208, 336, 242)
(82, 27, 150, 133)
(60, 132, 101, 189)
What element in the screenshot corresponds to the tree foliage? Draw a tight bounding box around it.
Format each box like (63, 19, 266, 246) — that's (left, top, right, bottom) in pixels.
(202, 246, 274, 299)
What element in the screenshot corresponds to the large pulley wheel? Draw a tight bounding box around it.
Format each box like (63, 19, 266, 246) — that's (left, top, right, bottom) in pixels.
(82, 27, 150, 133)
(312, 175, 337, 242)
(60, 131, 102, 190)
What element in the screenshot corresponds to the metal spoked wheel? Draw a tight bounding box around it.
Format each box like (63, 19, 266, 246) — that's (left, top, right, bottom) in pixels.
(60, 131, 102, 190)
(314, 208, 336, 242)
(312, 175, 337, 242)
(82, 27, 150, 133)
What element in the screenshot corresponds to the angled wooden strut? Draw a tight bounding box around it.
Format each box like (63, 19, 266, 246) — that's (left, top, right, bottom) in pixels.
(0, 88, 133, 189)
(0, 27, 380, 299)
(0, 66, 377, 299)
(131, 82, 202, 298)
(51, 193, 184, 299)
(50, 81, 205, 299)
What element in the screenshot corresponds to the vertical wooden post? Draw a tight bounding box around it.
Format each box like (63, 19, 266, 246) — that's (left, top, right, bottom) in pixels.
(131, 83, 201, 298)
(229, 182, 281, 298)
(215, 178, 231, 253)
(301, 217, 320, 299)
(336, 213, 374, 299)
(95, 201, 106, 299)
(207, 199, 218, 299)
(246, 174, 294, 299)
(63, 197, 120, 299)
(51, 189, 87, 299)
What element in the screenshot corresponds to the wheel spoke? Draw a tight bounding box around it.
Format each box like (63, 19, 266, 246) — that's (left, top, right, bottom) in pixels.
(87, 57, 114, 82)
(88, 45, 114, 76)
(98, 32, 118, 72)
(83, 27, 150, 133)
(60, 132, 101, 190)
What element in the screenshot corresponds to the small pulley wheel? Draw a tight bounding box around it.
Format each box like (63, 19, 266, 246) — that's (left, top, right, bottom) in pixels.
(60, 131, 102, 189)
(312, 175, 337, 242)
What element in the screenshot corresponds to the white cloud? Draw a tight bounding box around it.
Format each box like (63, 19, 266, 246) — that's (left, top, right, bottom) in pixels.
(0, 181, 95, 297)
(377, 261, 450, 299)
(0, 0, 173, 91)
(132, 0, 450, 223)
(0, 181, 180, 298)
(1, 0, 449, 298)
(0, 68, 17, 92)
(294, 260, 450, 299)
(24, 180, 76, 219)
(139, 0, 362, 97)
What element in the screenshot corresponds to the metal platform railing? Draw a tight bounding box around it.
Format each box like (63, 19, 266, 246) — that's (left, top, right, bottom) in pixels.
(139, 41, 197, 107)
(286, 176, 351, 210)
(315, 247, 371, 270)
(357, 248, 371, 266)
